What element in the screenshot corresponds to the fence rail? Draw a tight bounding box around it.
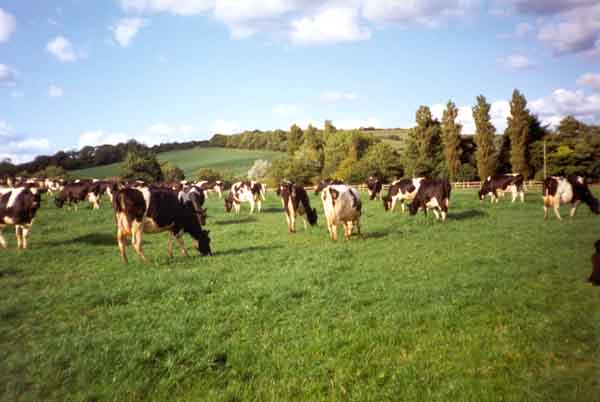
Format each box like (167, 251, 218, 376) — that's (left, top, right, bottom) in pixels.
(303, 180, 545, 192)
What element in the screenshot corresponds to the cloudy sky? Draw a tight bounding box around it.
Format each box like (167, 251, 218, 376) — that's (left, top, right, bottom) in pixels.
(0, 0, 599, 163)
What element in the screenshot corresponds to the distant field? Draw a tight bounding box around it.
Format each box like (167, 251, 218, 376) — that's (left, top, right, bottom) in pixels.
(370, 128, 411, 150)
(1, 188, 599, 401)
(71, 147, 283, 179)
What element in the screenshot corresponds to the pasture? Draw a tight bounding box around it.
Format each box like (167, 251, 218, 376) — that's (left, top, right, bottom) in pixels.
(71, 147, 282, 179)
(1, 188, 599, 402)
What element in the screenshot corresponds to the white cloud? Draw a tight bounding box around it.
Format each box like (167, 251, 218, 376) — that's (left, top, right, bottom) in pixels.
(333, 117, 381, 130)
(362, 0, 477, 27)
(290, 7, 370, 45)
(273, 103, 300, 116)
(78, 130, 132, 148)
(0, 120, 52, 164)
(499, 54, 534, 71)
(0, 8, 16, 43)
(113, 17, 148, 47)
(0, 64, 17, 86)
(577, 73, 600, 92)
(46, 36, 82, 62)
(211, 119, 240, 134)
(431, 100, 510, 134)
(48, 85, 64, 98)
(320, 90, 359, 103)
(119, 0, 214, 15)
(530, 88, 600, 125)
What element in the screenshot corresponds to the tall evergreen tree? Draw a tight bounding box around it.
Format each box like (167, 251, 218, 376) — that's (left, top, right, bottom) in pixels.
(287, 124, 303, 156)
(441, 100, 462, 180)
(472, 95, 497, 180)
(403, 106, 443, 177)
(506, 89, 532, 178)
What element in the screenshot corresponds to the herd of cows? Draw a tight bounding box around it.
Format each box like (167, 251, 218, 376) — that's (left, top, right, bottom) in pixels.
(0, 172, 598, 263)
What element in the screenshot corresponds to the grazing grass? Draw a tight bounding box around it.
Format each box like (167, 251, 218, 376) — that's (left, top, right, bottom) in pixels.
(71, 147, 283, 179)
(1, 188, 599, 402)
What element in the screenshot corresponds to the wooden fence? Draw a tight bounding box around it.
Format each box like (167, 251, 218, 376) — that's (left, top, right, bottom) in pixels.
(304, 180, 544, 192)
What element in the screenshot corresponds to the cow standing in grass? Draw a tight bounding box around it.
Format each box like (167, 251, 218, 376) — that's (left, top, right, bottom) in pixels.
(0, 187, 42, 249)
(320, 184, 361, 240)
(409, 179, 451, 221)
(314, 179, 344, 194)
(276, 182, 317, 232)
(543, 176, 599, 220)
(479, 173, 525, 203)
(224, 181, 261, 214)
(112, 187, 212, 263)
(383, 178, 424, 212)
(365, 177, 383, 200)
(55, 182, 100, 210)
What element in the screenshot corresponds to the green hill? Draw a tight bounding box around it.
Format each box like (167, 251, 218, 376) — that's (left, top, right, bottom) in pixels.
(71, 147, 282, 179)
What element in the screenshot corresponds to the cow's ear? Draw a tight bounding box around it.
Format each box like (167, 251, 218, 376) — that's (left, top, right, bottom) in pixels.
(330, 189, 339, 200)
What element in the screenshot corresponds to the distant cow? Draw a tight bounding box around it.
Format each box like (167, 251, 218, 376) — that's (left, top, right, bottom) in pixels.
(112, 187, 212, 263)
(0, 187, 42, 249)
(277, 182, 317, 232)
(250, 181, 267, 201)
(320, 184, 361, 240)
(479, 173, 525, 203)
(196, 180, 225, 198)
(543, 176, 599, 220)
(383, 178, 425, 212)
(314, 179, 344, 194)
(224, 181, 262, 214)
(365, 177, 383, 200)
(178, 185, 208, 225)
(409, 179, 451, 221)
(55, 182, 100, 210)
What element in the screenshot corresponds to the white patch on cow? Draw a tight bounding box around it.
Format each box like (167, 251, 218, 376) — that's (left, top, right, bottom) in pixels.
(6, 188, 24, 208)
(426, 197, 440, 208)
(142, 217, 171, 233)
(3, 216, 16, 224)
(576, 176, 584, 184)
(139, 187, 151, 213)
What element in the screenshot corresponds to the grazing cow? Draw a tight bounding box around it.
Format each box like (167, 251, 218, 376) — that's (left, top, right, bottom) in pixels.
(178, 185, 208, 225)
(320, 184, 361, 240)
(365, 177, 383, 200)
(55, 182, 100, 210)
(543, 176, 599, 220)
(383, 178, 425, 212)
(0, 187, 42, 249)
(224, 181, 262, 214)
(112, 187, 212, 263)
(479, 173, 525, 203)
(196, 180, 225, 198)
(314, 179, 344, 194)
(409, 179, 451, 221)
(276, 182, 317, 232)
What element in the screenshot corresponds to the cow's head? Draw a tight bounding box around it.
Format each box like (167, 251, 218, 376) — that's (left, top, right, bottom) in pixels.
(192, 229, 212, 256)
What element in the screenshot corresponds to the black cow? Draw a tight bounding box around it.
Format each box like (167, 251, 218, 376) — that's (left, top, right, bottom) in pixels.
(409, 179, 451, 221)
(55, 182, 100, 210)
(0, 187, 42, 249)
(112, 187, 212, 263)
(383, 178, 424, 212)
(543, 176, 599, 220)
(365, 177, 383, 200)
(277, 182, 317, 232)
(479, 173, 525, 203)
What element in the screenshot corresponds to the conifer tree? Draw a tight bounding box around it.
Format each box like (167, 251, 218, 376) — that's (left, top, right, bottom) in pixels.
(441, 100, 462, 180)
(472, 95, 497, 180)
(506, 89, 531, 178)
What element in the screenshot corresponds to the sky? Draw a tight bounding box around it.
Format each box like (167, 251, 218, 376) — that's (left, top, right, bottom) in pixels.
(0, 0, 599, 163)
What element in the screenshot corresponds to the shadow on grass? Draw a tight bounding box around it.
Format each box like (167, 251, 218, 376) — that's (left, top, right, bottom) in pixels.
(44, 233, 115, 246)
(449, 209, 487, 220)
(216, 245, 282, 256)
(213, 216, 257, 225)
(259, 207, 282, 214)
(362, 231, 394, 240)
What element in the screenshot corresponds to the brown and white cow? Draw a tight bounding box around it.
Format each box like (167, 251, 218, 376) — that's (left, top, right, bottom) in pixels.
(112, 187, 212, 263)
(224, 181, 262, 214)
(276, 182, 317, 232)
(383, 177, 425, 212)
(479, 173, 525, 203)
(409, 179, 451, 221)
(0, 187, 42, 249)
(543, 176, 599, 220)
(365, 177, 383, 201)
(55, 182, 101, 210)
(320, 184, 361, 240)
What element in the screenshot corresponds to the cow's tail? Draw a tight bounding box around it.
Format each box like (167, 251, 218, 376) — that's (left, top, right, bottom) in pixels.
(112, 190, 126, 213)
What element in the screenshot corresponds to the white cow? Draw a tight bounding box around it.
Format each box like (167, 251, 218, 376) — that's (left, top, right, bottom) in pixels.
(320, 184, 362, 240)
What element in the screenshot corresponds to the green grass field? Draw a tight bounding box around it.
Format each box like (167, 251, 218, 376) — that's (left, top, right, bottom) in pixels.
(71, 147, 282, 179)
(1, 188, 599, 402)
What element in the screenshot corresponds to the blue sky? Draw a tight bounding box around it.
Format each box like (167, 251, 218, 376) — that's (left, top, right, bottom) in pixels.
(0, 0, 599, 163)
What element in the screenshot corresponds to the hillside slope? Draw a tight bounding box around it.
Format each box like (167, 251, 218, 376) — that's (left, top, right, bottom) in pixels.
(71, 147, 282, 179)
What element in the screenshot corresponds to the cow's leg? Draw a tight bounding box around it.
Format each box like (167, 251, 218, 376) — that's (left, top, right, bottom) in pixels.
(328, 222, 337, 241)
(354, 219, 361, 235)
(0, 227, 6, 248)
(15, 226, 23, 249)
(343, 221, 352, 240)
(400, 200, 405, 213)
(167, 234, 174, 257)
(217, 189, 222, 199)
(256, 199, 262, 213)
(519, 191, 524, 203)
(511, 190, 517, 203)
(553, 204, 562, 220)
(20, 225, 30, 249)
(249, 199, 255, 214)
(131, 220, 148, 262)
(116, 214, 129, 263)
(285, 212, 294, 233)
(570, 201, 580, 218)
(234, 202, 241, 215)
(432, 208, 440, 220)
(173, 232, 189, 256)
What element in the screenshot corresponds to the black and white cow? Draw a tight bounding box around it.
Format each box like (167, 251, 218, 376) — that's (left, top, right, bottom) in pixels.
(479, 173, 525, 203)
(196, 180, 225, 198)
(112, 187, 212, 263)
(250, 181, 267, 201)
(365, 177, 383, 201)
(224, 181, 262, 214)
(178, 185, 208, 225)
(0, 187, 42, 249)
(409, 179, 451, 221)
(55, 182, 100, 210)
(320, 184, 361, 240)
(314, 179, 344, 194)
(276, 182, 317, 232)
(382, 178, 425, 212)
(543, 176, 599, 220)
